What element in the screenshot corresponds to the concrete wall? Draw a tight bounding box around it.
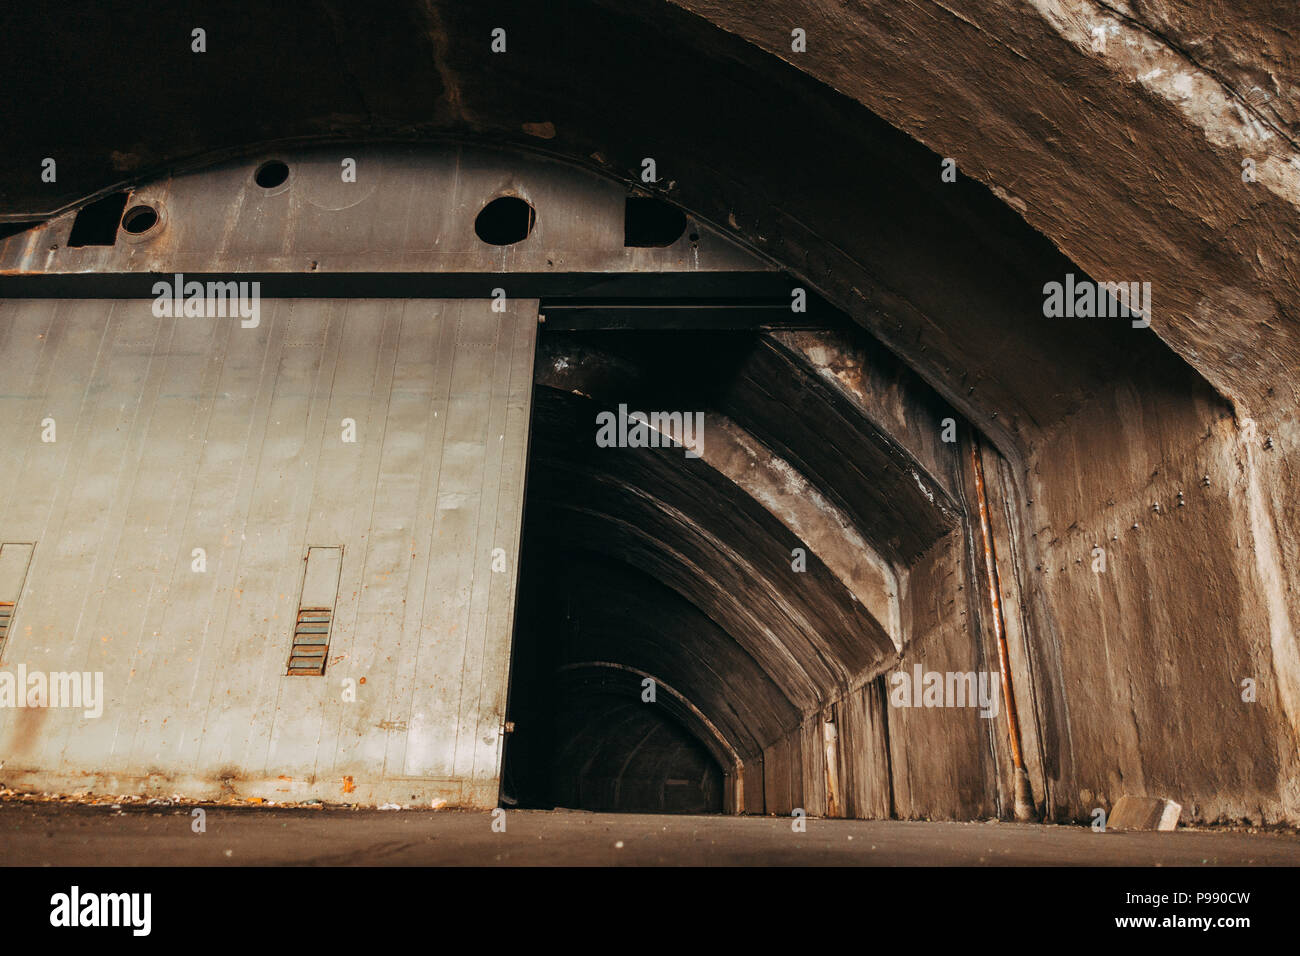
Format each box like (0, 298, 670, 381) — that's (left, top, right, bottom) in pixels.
(0, 296, 536, 806)
(1021, 371, 1300, 825)
(768, 329, 1000, 821)
(886, 530, 1001, 821)
(769, 320, 1300, 828)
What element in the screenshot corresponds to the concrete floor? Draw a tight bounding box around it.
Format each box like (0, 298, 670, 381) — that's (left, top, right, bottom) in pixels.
(2, 802, 1299, 866)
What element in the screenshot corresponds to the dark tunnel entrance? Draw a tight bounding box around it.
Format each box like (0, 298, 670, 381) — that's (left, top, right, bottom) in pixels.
(499, 299, 965, 815)
(502, 322, 771, 815)
(501, 553, 729, 814)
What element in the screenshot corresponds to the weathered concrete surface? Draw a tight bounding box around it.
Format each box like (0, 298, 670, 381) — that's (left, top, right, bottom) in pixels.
(2, 1, 1297, 831)
(0, 297, 536, 806)
(2, 803, 1298, 866)
(522, 311, 1300, 826)
(637, 3, 1300, 827)
(1022, 374, 1300, 824)
(667, 0, 1300, 420)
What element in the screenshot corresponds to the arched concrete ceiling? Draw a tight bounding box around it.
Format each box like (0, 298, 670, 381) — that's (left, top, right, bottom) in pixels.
(1, 0, 1265, 459)
(546, 682, 726, 813)
(526, 370, 918, 737)
(525, 550, 798, 760)
(529, 395, 887, 711)
(535, 333, 958, 569)
(668, 0, 1300, 421)
(555, 662, 743, 772)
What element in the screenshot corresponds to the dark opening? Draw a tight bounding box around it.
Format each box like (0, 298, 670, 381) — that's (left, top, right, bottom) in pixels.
(255, 160, 290, 189)
(502, 542, 727, 815)
(475, 196, 536, 245)
(500, 300, 882, 817)
(624, 196, 687, 247)
(121, 205, 159, 235)
(502, 320, 781, 815)
(67, 192, 129, 247)
(551, 694, 723, 813)
(0, 221, 45, 242)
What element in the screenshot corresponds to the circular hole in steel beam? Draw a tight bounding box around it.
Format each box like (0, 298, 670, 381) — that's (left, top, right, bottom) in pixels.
(255, 160, 290, 189)
(475, 196, 536, 245)
(121, 204, 159, 235)
(624, 197, 688, 247)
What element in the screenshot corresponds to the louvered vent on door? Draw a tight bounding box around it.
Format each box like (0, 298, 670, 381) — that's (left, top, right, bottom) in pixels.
(0, 543, 34, 660)
(289, 607, 332, 676)
(288, 547, 342, 676)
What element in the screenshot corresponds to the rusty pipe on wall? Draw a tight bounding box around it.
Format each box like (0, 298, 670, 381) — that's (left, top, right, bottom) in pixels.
(969, 436, 1036, 822)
